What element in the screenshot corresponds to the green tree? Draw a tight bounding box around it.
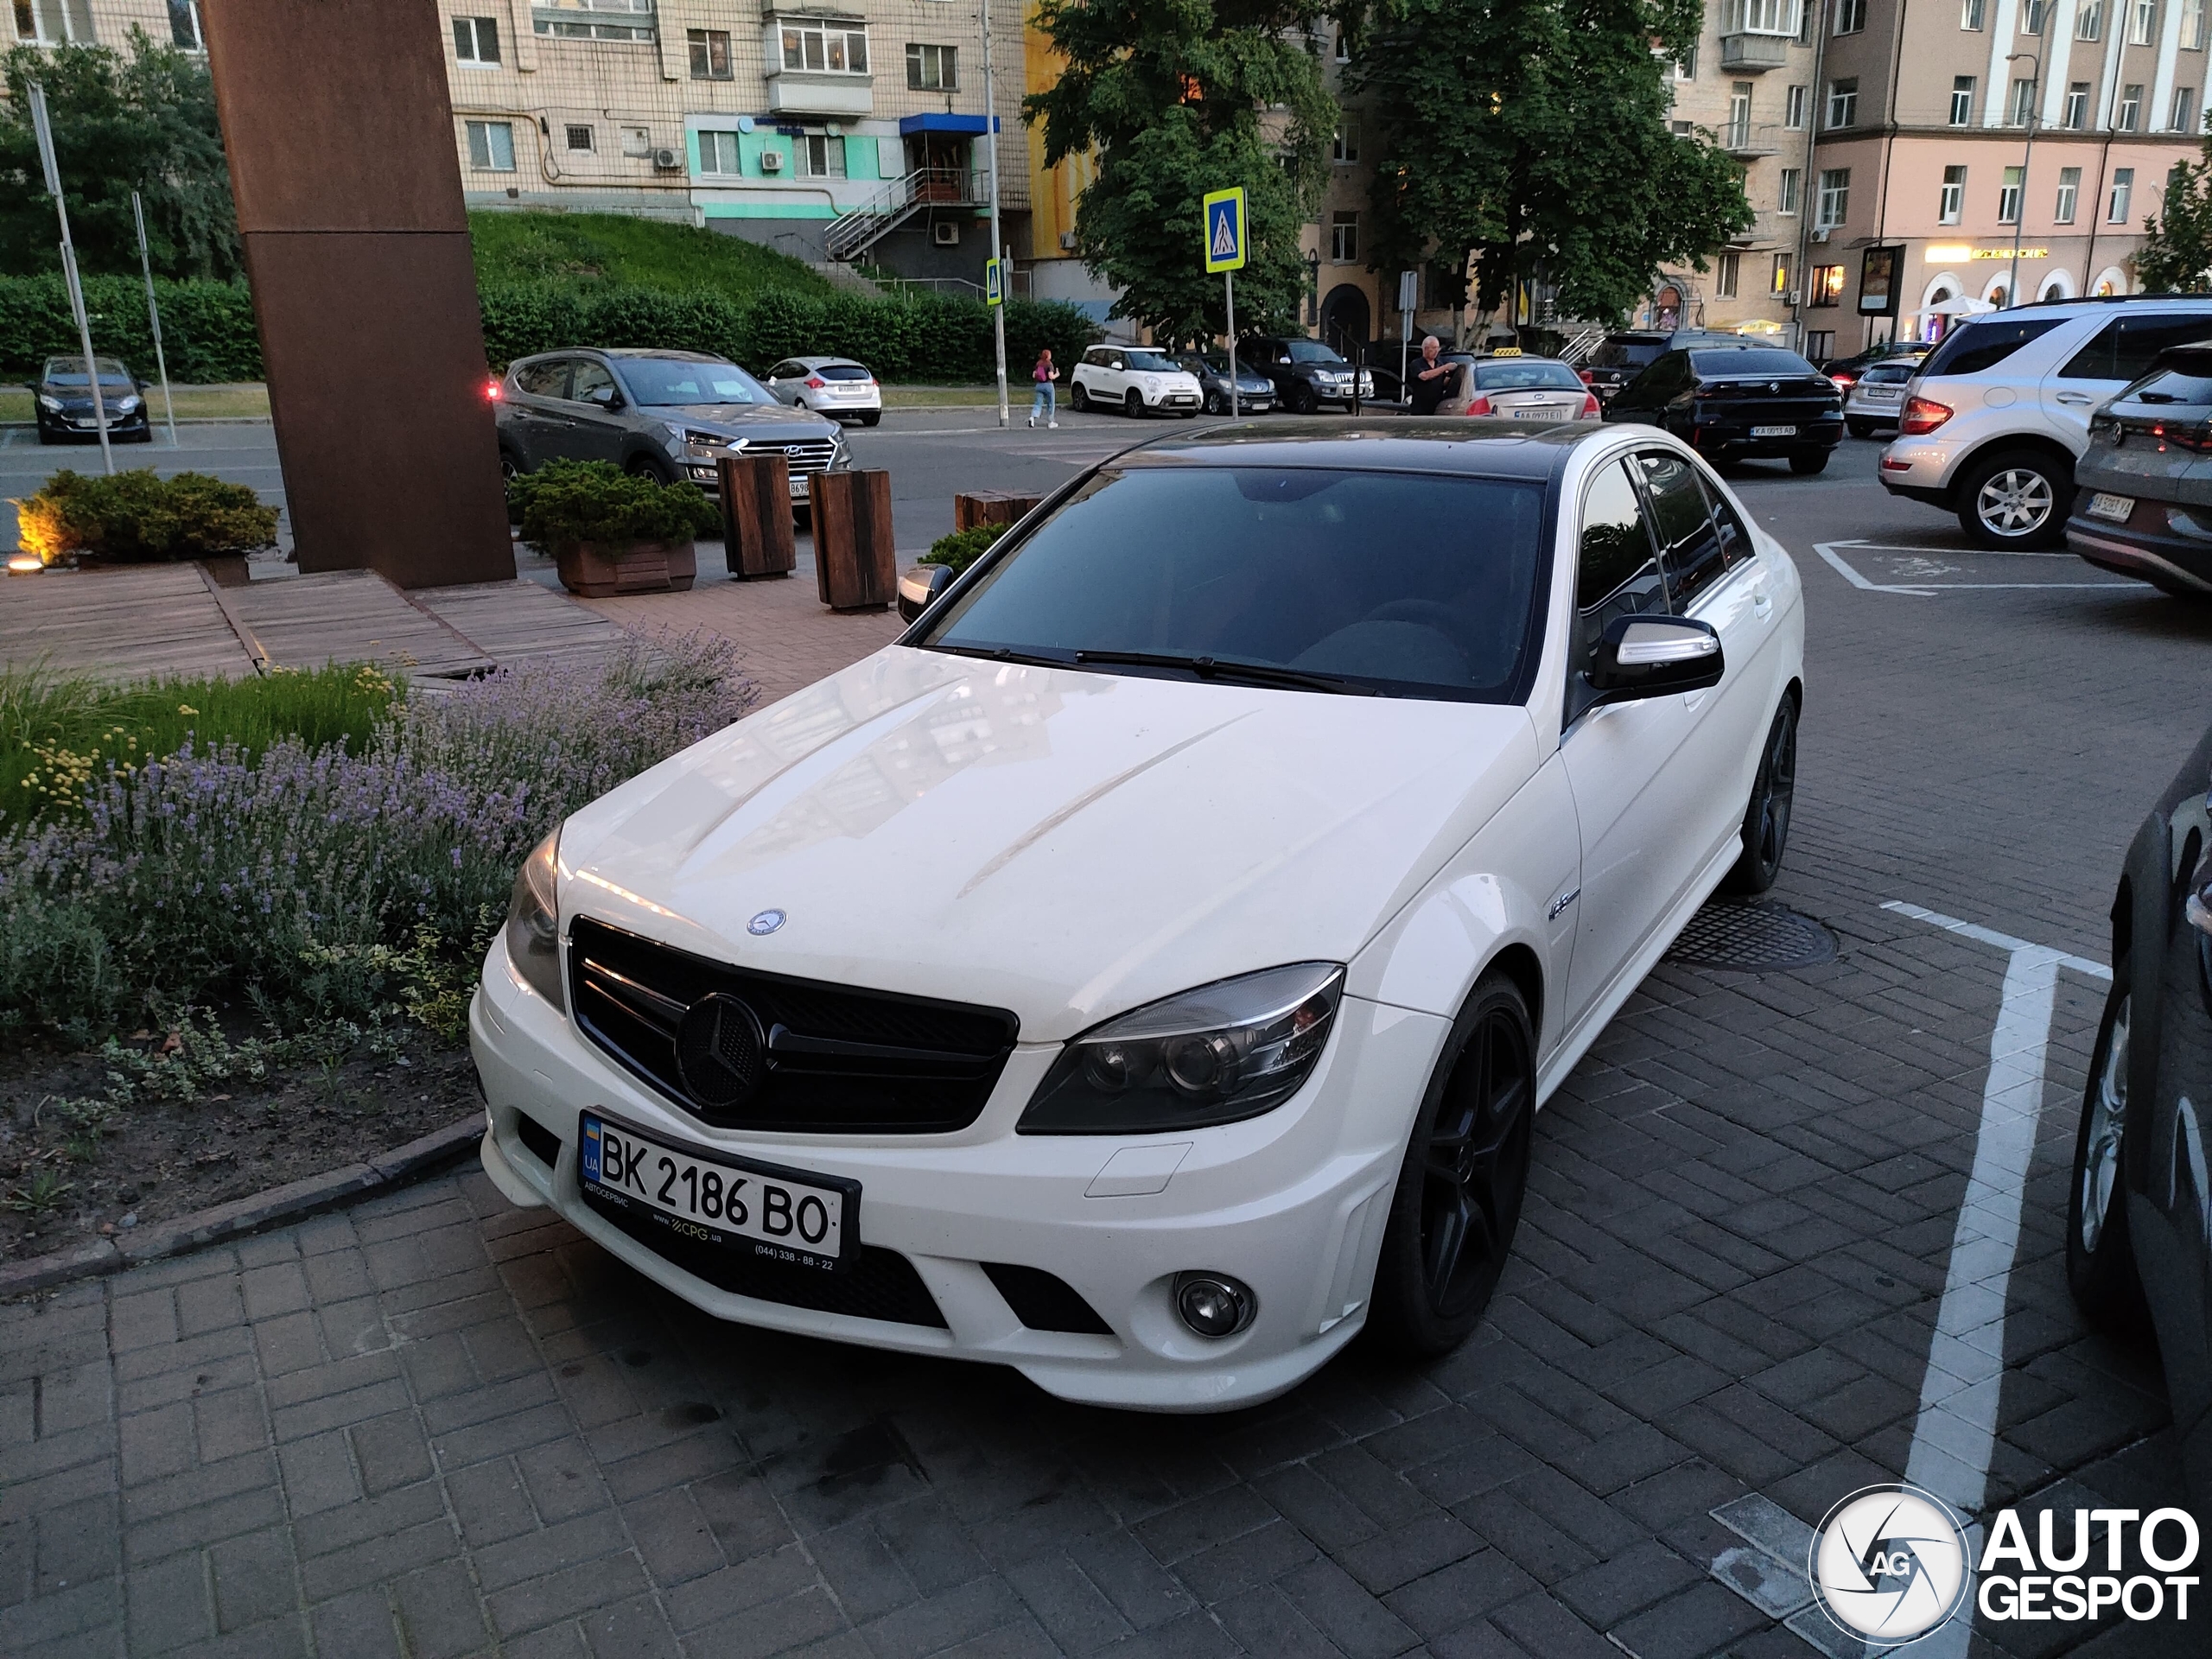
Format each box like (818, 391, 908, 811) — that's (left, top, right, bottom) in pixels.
(2138, 154, 2212, 292)
(0, 31, 240, 282)
(1346, 0, 1751, 324)
(1025, 0, 1339, 344)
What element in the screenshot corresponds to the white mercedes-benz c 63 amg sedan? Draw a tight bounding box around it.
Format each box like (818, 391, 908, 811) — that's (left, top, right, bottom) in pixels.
(471, 418, 1805, 1411)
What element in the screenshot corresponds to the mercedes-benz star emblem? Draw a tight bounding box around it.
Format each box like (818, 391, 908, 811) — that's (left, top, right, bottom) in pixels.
(747, 909, 785, 936)
(675, 994, 766, 1109)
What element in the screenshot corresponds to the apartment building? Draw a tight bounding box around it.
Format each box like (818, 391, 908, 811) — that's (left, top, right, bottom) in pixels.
(1795, 0, 2203, 358)
(17, 0, 1030, 283)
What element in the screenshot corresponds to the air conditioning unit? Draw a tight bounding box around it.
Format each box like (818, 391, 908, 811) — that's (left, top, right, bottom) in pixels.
(759, 149, 785, 172)
(933, 220, 961, 246)
(652, 147, 683, 170)
(1058, 230, 1077, 251)
(1812, 227, 1831, 243)
(1784, 289, 1801, 307)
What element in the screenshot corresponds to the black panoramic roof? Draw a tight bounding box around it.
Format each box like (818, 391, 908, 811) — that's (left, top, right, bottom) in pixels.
(1106, 417, 1588, 481)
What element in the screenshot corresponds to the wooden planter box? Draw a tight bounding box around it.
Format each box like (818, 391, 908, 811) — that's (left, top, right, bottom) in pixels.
(552, 538, 696, 598)
(954, 489, 1045, 532)
(810, 469, 898, 611)
(717, 453, 798, 579)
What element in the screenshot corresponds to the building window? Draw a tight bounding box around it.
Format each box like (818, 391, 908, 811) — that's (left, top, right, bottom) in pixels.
(1726, 0, 1804, 30)
(2023, 0, 2050, 29)
(1717, 252, 1741, 298)
(1785, 84, 1808, 127)
(1940, 164, 1967, 222)
(168, 0, 200, 48)
(2177, 86, 2199, 130)
(2120, 83, 2143, 129)
(1962, 0, 1986, 25)
(1809, 264, 1845, 307)
(689, 28, 731, 78)
(1950, 75, 1976, 123)
(2109, 166, 2134, 220)
(1816, 166, 1850, 226)
(698, 129, 741, 174)
(534, 0, 657, 44)
(2077, 0, 2103, 33)
(465, 119, 516, 171)
(2010, 78, 2037, 124)
(1772, 252, 1796, 295)
(621, 126, 652, 157)
(1777, 166, 1802, 214)
(2056, 164, 2081, 219)
(1330, 211, 1358, 262)
(906, 42, 957, 90)
(793, 133, 845, 176)
(2065, 82, 2090, 126)
(1806, 330, 1835, 359)
(1332, 116, 1359, 162)
(1728, 81, 1754, 146)
(1827, 78, 1858, 127)
(16, 0, 95, 43)
(2187, 0, 2207, 46)
(1675, 41, 1698, 78)
(454, 16, 500, 63)
(780, 22, 868, 73)
(564, 124, 594, 151)
(2132, 0, 2158, 41)
(1334, 28, 1349, 60)
(1834, 0, 1866, 32)
(1998, 164, 2023, 222)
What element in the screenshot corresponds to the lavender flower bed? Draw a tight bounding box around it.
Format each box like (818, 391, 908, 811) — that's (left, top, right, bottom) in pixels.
(0, 634, 754, 1039)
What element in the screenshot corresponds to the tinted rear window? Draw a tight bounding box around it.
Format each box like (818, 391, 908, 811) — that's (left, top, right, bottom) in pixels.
(2116, 353, 2212, 408)
(1690, 350, 1816, 376)
(1916, 317, 2064, 378)
(1861, 363, 1917, 384)
(816, 364, 872, 381)
(1592, 340, 1665, 368)
(2058, 314, 2212, 383)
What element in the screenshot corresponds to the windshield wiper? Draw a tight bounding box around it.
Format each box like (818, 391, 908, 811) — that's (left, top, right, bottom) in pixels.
(1073, 649, 1376, 696)
(932, 644, 1073, 670)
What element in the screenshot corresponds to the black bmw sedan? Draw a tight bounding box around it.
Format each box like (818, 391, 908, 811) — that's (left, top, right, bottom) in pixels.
(1601, 346, 1843, 474)
(2069, 719, 2212, 1514)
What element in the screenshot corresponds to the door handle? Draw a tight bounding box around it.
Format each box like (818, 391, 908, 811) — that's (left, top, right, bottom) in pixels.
(2055, 391, 2095, 405)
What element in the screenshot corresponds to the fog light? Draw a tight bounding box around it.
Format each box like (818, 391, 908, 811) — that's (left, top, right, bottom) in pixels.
(1173, 1272, 1255, 1338)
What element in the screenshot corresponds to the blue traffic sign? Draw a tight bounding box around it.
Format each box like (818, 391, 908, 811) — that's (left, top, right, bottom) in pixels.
(1203, 188, 1247, 274)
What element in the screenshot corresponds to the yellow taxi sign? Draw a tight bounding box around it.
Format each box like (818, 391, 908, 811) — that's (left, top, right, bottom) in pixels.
(1488, 346, 1522, 357)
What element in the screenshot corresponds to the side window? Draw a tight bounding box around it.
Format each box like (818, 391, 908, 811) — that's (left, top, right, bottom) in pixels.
(513, 359, 569, 398)
(766, 361, 798, 380)
(2058, 314, 2212, 382)
(569, 360, 617, 404)
(1636, 450, 1727, 610)
(1698, 472, 1754, 573)
(1573, 458, 1669, 682)
(1106, 353, 1126, 371)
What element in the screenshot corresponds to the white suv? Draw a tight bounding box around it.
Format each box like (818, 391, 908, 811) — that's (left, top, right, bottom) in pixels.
(1069, 346, 1204, 417)
(1879, 296, 2212, 547)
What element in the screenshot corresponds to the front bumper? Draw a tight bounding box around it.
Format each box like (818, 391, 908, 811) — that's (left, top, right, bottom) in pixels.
(470, 937, 1446, 1411)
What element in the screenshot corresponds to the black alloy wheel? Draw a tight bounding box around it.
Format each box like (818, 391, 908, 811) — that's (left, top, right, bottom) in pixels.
(1205, 390, 1225, 415)
(860, 410, 881, 427)
(2066, 969, 2151, 1332)
(1068, 381, 1089, 411)
(626, 454, 677, 486)
(1722, 696, 1798, 895)
(1124, 389, 1145, 418)
(1789, 450, 1830, 475)
(498, 448, 521, 485)
(1847, 417, 1877, 440)
(1291, 381, 1319, 415)
(1368, 975, 1536, 1356)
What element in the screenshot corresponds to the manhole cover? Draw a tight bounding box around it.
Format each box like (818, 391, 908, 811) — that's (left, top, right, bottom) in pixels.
(1665, 900, 1838, 972)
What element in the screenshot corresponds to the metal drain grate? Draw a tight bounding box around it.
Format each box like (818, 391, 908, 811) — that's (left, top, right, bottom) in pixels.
(1665, 901, 1839, 972)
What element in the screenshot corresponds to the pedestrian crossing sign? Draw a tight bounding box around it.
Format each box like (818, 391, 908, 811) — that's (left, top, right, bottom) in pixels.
(1203, 188, 1247, 274)
(984, 257, 1003, 307)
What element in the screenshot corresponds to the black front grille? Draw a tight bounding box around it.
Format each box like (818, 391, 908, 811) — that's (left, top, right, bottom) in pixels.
(569, 917, 1018, 1133)
(588, 1191, 946, 1326)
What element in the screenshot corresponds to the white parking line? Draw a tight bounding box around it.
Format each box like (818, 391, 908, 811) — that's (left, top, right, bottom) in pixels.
(1707, 902, 2111, 1654)
(1815, 539, 2133, 595)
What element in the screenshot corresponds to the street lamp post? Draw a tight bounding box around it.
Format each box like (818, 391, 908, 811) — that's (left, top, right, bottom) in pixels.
(2006, 47, 2042, 310)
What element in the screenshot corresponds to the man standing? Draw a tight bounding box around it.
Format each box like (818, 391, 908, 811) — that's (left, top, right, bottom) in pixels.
(1408, 335, 1461, 416)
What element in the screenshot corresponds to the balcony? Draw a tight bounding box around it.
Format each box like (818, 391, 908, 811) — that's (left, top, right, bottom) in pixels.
(1727, 209, 1791, 248)
(1719, 32, 1794, 71)
(1723, 120, 1783, 158)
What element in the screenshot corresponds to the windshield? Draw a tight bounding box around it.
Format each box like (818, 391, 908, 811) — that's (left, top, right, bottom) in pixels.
(1286, 340, 1345, 364)
(1592, 340, 1663, 369)
(1124, 351, 1181, 373)
(44, 358, 131, 388)
(918, 467, 1546, 702)
(1691, 349, 1817, 376)
(1473, 360, 1586, 391)
(617, 359, 774, 405)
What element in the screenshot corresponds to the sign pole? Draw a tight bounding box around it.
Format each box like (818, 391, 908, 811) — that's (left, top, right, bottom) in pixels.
(981, 0, 1008, 428)
(29, 82, 111, 477)
(1224, 270, 1237, 419)
(132, 191, 178, 448)
(1400, 270, 1416, 408)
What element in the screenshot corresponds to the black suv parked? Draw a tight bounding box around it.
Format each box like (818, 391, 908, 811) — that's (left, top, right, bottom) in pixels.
(1238, 336, 1375, 413)
(1602, 345, 1844, 473)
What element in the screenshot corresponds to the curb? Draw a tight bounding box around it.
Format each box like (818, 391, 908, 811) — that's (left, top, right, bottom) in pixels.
(0, 1115, 486, 1299)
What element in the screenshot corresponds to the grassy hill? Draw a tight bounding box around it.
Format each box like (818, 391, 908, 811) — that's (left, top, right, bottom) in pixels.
(467, 211, 833, 297)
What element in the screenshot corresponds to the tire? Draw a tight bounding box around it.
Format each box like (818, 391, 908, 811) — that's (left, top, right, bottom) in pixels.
(1956, 448, 2071, 549)
(1069, 381, 1089, 412)
(2067, 967, 2152, 1334)
(1366, 973, 1537, 1357)
(792, 506, 811, 532)
(861, 410, 881, 427)
(498, 448, 523, 485)
(1847, 418, 1876, 440)
(1205, 391, 1226, 416)
(1788, 449, 1830, 476)
(1124, 390, 1145, 418)
(1720, 696, 1798, 896)
(626, 455, 677, 486)
(1291, 382, 1319, 416)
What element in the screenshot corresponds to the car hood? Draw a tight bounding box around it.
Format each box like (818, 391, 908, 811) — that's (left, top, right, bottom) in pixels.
(556, 647, 1541, 1040)
(649, 403, 840, 439)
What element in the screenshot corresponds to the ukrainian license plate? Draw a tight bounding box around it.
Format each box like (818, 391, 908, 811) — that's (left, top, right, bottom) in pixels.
(788, 474, 813, 500)
(577, 1110, 855, 1272)
(2088, 492, 2137, 523)
(1511, 406, 1568, 419)
(1862, 389, 1901, 403)
(1751, 424, 1797, 438)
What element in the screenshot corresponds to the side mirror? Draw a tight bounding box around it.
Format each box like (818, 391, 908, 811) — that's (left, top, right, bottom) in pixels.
(897, 562, 954, 623)
(1585, 614, 1724, 702)
(588, 385, 621, 409)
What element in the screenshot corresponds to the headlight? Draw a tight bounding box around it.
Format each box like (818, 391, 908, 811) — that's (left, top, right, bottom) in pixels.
(1018, 963, 1344, 1134)
(504, 830, 565, 1011)
(37, 395, 60, 411)
(113, 396, 141, 412)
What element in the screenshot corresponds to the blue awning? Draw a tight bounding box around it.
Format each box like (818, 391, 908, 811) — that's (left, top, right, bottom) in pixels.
(898, 114, 999, 134)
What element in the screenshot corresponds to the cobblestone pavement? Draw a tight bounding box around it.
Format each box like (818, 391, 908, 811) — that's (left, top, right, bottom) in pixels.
(6, 442, 2211, 1658)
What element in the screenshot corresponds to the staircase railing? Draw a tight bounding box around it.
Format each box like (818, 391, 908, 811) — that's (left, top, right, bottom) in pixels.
(823, 168, 989, 262)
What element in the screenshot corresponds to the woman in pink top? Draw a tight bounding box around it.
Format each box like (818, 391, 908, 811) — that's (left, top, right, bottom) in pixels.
(1029, 349, 1060, 428)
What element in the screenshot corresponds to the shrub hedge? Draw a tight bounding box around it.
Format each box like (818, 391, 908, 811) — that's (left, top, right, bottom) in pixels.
(0, 275, 1101, 385)
(16, 467, 280, 565)
(510, 459, 723, 551)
